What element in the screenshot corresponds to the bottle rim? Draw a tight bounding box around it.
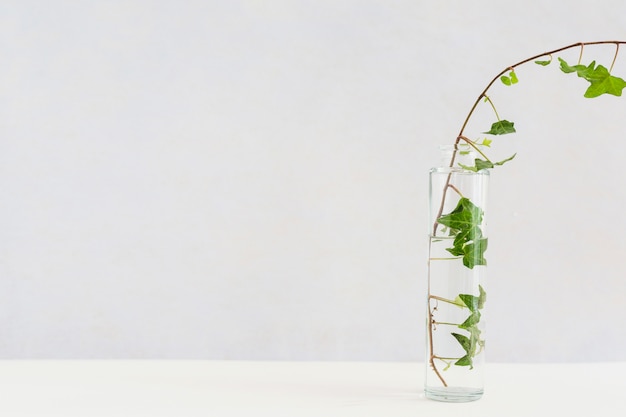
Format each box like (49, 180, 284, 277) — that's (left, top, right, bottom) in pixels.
(438, 143, 475, 153)
(435, 144, 489, 174)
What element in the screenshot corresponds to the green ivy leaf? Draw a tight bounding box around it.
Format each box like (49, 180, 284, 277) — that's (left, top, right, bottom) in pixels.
(452, 333, 476, 369)
(458, 294, 479, 312)
(458, 287, 487, 312)
(535, 58, 551, 66)
(495, 153, 516, 166)
(438, 198, 488, 269)
(459, 311, 481, 329)
(458, 159, 489, 172)
(484, 120, 516, 135)
(558, 58, 595, 77)
(558, 58, 626, 98)
(478, 285, 487, 309)
(437, 198, 483, 233)
(458, 154, 515, 172)
(467, 326, 484, 353)
(455, 355, 473, 368)
(451, 287, 487, 370)
(453, 225, 481, 247)
(446, 234, 488, 269)
(446, 244, 465, 257)
(452, 295, 467, 308)
(584, 70, 626, 97)
(452, 332, 472, 354)
(499, 70, 518, 86)
(462, 238, 488, 269)
(475, 159, 494, 170)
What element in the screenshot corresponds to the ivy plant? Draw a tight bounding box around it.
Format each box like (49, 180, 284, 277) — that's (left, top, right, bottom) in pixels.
(427, 40, 626, 388)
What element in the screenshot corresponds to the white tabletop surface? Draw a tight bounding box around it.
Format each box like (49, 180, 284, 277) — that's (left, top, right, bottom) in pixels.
(0, 360, 622, 416)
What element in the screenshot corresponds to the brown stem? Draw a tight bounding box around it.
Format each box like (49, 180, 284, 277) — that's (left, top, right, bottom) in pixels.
(447, 183, 464, 197)
(427, 295, 448, 386)
(427, 237, 448, 387)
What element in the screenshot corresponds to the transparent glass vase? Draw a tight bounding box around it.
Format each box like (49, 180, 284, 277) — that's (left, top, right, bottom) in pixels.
(425, 145, 490, 402)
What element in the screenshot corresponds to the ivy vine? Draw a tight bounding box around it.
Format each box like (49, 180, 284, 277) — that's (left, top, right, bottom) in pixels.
(428, 40, 626, 388)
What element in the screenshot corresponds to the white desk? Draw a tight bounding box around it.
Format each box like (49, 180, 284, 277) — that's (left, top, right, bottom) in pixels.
(0, 361, 621, 416)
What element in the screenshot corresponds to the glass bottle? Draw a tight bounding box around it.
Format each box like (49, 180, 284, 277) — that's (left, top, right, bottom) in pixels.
(425, 144, 490, 402)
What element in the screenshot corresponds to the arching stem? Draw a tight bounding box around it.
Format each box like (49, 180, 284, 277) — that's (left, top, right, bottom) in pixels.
(455, 41, 625, 143)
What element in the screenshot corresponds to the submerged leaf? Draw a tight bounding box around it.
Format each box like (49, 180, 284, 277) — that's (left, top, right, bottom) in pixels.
(458, 294, 479, 312)
(438, 198, 488, 269)
(451, 288, 487, 370)
(453, 225, 481, 248)
(437, 198, 483, 233)
(478, 285, 487, 309)
(459, 311, 481, 329)
(458, 287, 487, 312)
(452, 333, 476, 369)
(462, 238, 488, 269)
(455, 355, 473, 368)
(446, 245, 464, 257)
(453, 295, 468, 308)
(452, 333, 472, 354)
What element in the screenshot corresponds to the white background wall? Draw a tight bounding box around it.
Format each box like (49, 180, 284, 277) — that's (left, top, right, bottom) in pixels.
(1, 0, 625, 361)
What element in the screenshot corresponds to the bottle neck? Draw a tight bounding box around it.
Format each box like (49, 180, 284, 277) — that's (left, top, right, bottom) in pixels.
(438, 144, 477, 169)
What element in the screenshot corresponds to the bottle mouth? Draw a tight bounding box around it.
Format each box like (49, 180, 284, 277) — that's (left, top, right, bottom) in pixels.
(439, 144, 474, 153)
(439, 144, 478, 161)
(437, 144, 487, 173)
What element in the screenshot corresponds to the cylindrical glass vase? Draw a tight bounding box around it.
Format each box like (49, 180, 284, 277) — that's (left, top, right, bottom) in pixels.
(425, 145, 490, 402)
